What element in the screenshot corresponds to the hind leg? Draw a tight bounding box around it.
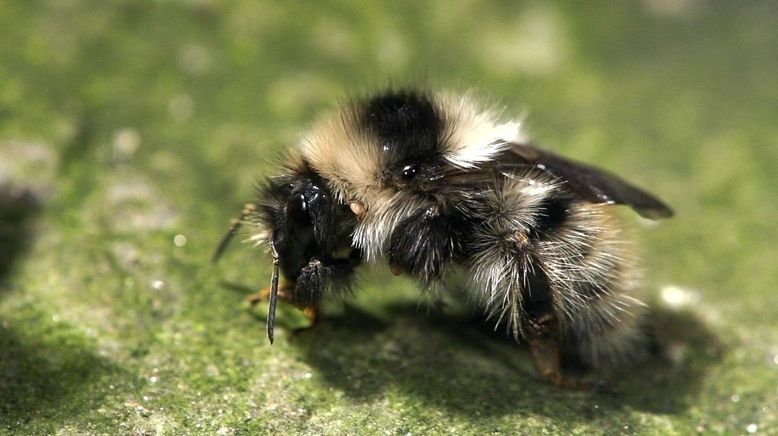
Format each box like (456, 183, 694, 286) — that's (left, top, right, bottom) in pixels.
(523, 312, 596, 389)
(524, 312, 564, 386)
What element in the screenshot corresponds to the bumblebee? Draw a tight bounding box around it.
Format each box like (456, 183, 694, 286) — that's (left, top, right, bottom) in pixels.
(214, 89, 673, 387)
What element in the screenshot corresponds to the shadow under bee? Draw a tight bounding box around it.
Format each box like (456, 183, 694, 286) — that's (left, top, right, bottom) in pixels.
(275, 300, 722, 418)
(0, 184, 39, 291)
(607, 306, 725, 413)
(0, 185, 122, 427)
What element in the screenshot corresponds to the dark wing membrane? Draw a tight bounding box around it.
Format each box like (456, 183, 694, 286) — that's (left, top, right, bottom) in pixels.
(495, 142, 673, 219)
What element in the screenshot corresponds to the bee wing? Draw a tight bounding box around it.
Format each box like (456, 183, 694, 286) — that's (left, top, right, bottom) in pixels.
(494, 142, 673, 219)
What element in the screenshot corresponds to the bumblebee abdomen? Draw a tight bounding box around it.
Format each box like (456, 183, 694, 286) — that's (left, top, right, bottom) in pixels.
(466, 172, 644, 365)
(540, 204, 645, 366)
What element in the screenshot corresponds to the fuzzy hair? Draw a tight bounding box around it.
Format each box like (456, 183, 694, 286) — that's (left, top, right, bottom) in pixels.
(463, 170, 645, 365)
(251, 89, 654, 367)
(436, 92, 526, 169)
(299, 92, 524, 211)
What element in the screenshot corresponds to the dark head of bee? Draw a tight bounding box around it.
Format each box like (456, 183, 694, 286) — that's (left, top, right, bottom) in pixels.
(258, 170, 359, 305)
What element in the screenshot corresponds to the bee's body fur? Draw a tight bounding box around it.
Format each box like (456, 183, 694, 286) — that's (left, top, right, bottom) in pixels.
(230, 89, 672, 385)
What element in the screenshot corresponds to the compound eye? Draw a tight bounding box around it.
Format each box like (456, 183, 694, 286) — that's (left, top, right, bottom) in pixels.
(401, 164, 419, 181)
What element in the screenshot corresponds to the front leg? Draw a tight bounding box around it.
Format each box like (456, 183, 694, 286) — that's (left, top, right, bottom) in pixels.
(246, 282, 321, 330)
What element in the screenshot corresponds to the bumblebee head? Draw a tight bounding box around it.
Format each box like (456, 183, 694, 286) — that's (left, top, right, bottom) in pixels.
(261, 168, 356, 281)
(254, 166, 359, 341)
(271, 176, 333, 281)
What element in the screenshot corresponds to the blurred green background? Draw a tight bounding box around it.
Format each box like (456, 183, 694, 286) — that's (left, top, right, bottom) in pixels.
(1, 1, 776, 434)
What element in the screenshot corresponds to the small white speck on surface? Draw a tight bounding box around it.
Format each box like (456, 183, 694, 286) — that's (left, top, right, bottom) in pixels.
(730, 394, 740, 402)
(302, 372, 312, 379)
(151, 280, 166, 291)
(174, 234, 187, 247)
(135, 405, 151, 417)
(51, 314, 60, 322)
(746, 423, 758, 433)
(772, 353, 778, 365)
(660, 285, 701, 309)
(113, 128, 141, 157)
(150, 376, 159, 384)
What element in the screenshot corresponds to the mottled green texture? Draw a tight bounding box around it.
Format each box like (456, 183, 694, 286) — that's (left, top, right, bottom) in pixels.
(1, 1, 776, 434)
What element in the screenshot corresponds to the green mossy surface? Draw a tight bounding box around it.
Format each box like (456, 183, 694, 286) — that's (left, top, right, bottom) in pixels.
(1, 1, 776, 434)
